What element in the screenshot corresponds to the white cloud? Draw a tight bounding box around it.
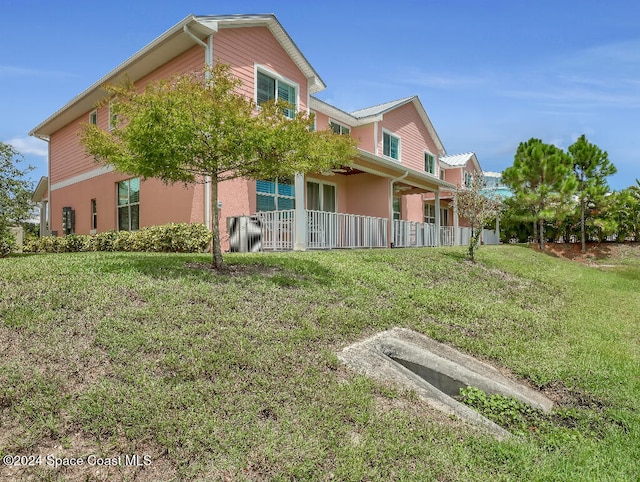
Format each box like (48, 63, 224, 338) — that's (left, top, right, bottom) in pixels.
(5, 137, 48, 157)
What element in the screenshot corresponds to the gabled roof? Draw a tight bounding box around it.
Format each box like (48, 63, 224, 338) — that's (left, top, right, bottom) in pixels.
(31, 14, 325, 139)
(350, 96, 415, 119)
(32, 176, 48, 202)
(440, 152, 481, 173)
(312, 95, 446, 156)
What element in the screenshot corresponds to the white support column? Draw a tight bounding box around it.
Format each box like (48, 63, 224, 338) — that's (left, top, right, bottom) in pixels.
(453, 195, 459, 246)
(294, 172, 307, 251)
(435, 190, 441, 247)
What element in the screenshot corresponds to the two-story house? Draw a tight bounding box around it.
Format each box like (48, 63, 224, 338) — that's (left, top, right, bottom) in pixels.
(30, 13, 487, 250)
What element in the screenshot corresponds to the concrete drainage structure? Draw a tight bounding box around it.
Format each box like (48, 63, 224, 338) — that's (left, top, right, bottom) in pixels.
(338, 328, 554, 440)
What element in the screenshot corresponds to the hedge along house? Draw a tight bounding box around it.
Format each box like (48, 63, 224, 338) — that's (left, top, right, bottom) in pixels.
(30, 13, 475, 251)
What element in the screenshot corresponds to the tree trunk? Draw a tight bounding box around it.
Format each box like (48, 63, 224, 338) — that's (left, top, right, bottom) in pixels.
(539, 218, 545, 250)
(210, 176, 225, 270)
(580, 196, 586, 253)
(532, 219, 537, 244)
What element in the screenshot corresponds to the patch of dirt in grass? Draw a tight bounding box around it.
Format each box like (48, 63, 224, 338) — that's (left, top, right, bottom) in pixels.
(532, 242, 640, 265)
(540, 380, 609, 409)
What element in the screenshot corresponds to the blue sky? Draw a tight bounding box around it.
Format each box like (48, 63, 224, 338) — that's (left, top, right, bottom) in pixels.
(2, 0, 639, 190)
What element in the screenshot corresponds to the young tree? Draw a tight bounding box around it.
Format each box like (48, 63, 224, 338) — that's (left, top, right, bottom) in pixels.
(81, 64, 357, 269)
(455, 173, 502, 262)
(568, 135, 617, 252)
(0, 142, 34, 257)
(502, 138, 577, 250)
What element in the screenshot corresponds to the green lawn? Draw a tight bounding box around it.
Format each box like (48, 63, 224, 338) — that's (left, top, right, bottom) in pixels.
(0, 245, 638, 481)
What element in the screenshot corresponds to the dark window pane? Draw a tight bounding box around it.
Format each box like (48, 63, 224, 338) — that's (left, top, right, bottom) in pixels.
(256, 194, 276, 212)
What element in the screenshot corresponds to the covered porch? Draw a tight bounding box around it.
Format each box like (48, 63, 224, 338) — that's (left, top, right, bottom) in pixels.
(251, 150, 475, 251)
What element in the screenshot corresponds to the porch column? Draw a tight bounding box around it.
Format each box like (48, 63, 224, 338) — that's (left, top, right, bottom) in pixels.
(293, 172, 307, 251)
(453, 195, 459, 246)
(435, 190, 441, 247)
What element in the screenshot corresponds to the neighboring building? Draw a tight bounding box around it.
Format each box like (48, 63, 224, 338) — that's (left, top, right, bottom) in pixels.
(482, 171, 513, 199)
(30, 13, 493, 250)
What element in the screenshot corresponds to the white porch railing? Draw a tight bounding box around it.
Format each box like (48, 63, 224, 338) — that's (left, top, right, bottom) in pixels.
(393, 220, 438, 247)
(254, 210, 296, 251)
(256, 210, 388, 250)
(254, 211, 500, 251)
(306, 210, 388, 249)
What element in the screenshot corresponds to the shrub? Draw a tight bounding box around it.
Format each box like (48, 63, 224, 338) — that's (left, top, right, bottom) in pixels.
(0, 230, 16, 258)
(22, 223, 211, 254)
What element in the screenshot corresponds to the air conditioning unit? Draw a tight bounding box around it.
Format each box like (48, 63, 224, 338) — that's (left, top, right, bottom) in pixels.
(227, 216, 262, 252)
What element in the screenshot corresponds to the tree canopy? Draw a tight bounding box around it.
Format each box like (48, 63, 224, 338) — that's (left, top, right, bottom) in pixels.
(81, 64, 358, 269)
(568, 134, 617, 253)
(502, 138, 577, 249)
(0, 142, 34, 256)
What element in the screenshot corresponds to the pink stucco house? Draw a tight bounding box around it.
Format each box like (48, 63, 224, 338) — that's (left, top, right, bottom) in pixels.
(30, 14, 492, 250)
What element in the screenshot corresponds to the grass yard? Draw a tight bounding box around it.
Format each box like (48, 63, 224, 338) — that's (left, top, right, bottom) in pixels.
(0, 245, 638, 481)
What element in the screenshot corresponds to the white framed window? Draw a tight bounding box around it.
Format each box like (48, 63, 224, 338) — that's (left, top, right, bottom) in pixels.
(117, 178, 140, 231)
(256, 178, 295, 211)
(393, 197, 401, 221)
(89, 110, 98, 125)
(440, 168, 445, 180)
(255, 66, 299, 119)
(306, 179, 336, 213)
(424, 203, 435, 224)
(382, 130, 400, 161)
(329, 120, 351, 136)
(424, 151, 435, 175)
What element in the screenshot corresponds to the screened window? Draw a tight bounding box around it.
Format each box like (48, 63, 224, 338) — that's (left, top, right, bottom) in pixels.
(383, 132, 400, 160)
(89, 110, 98, 125)
(306, 181, 336, 212)
(117, 178, 140, 231)
(330, 121, 351, 136)
(256, 70, 297, 119)
(256, 178, 295, 211)
(424, 152, 435, 174)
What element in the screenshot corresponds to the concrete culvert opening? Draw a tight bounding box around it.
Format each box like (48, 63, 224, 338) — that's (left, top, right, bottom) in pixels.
(339, 328, 554, 440)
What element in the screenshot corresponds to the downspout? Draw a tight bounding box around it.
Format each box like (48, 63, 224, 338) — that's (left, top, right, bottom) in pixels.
(37, 135, 51, 236)
(389, 171, 408, 247)
(183, 25, 214, 231)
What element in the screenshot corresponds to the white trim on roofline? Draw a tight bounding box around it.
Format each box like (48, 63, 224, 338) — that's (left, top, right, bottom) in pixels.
(50, 165, 115, 192)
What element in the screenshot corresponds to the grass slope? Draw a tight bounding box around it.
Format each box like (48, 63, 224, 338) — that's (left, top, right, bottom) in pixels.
(0, 245, 638, 481)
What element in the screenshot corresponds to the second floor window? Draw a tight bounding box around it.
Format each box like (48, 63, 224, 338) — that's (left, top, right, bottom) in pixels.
(424, 152, 435, 174)
(257, 70, 297, 119)
(330, 121, 350, 136)
(383, 132, 400, 160)
(465, 172, 473, 188)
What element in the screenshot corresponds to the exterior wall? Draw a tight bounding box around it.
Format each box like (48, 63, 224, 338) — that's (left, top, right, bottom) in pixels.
(352, 124, 375, 153)
(214, 27, 309, 112)
(403, 194, 424, 222)
(377, 102, 440, 175)
(49, 172, 205, 235)
(343, 173, 390, 219)
(312, 110, 331, 131)
(49, 46, 205, 187)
